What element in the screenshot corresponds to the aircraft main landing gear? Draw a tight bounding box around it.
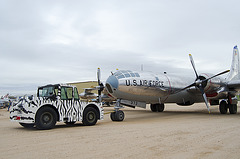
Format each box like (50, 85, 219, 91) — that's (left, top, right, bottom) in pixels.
(219, 100, 228, 114)
(150, 103, 165, 112)
(110, 99, 125, 122)
(219, 98, 237, 114)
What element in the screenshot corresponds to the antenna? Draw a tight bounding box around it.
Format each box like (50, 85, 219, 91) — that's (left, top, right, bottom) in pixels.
(141, 64, 143, 71)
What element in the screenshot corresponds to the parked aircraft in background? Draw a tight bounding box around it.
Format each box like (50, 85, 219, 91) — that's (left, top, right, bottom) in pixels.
(0, 94, 17, 108)
(80, 87, 116, 105)
(96, 46, 240, 121)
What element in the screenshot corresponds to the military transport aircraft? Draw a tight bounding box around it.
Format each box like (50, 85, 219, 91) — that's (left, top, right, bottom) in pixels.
(96, 45, 240, 121)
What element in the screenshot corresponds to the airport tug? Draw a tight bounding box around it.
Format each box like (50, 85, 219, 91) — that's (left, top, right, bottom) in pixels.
(10, 84, 104, 130)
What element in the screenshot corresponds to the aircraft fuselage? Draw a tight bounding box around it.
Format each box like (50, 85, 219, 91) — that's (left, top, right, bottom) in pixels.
(106, 70, 226, 105)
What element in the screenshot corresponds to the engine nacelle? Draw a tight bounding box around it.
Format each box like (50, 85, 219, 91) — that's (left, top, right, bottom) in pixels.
(199, 73, 222, 93)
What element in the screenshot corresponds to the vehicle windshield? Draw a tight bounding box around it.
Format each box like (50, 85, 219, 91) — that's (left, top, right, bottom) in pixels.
(38, 86, 58, 97)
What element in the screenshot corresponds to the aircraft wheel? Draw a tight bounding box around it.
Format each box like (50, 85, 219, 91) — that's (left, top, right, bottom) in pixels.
(157, 104, 165, 112)
(110, 112, 116, 121)
(110, 110, 124, 121)
(229, 104, 237, 114)
(150, 104, 157, 112)
(115, 110, 125, 121)
(219, 101, 228, 114)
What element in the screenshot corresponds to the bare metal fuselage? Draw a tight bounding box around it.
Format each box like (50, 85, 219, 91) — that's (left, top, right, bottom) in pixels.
(106, 70, 227, 105)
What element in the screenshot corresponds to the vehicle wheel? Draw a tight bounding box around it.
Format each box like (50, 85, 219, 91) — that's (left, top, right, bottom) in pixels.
(157, 104, 165, 112)
(150, 104, 157, 112)
(83, 107, 98, 126)
(35, 107, 57, 130)
(219, 101, 228, 114)
(229, 104, 237, 114)
(19, 123, 35, 128)
(64, 121, 76, 125)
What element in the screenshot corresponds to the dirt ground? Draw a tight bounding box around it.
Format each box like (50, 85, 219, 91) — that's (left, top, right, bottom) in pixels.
(1, 103, 240, 159)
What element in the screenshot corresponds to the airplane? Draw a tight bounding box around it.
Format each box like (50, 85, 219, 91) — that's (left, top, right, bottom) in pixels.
(80, 88, 99, 100)
(0, 94, 17, 108)
(96, 45, 240, 121)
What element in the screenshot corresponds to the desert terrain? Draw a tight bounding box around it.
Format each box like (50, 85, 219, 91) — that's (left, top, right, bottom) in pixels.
(1, 103, 240, 159)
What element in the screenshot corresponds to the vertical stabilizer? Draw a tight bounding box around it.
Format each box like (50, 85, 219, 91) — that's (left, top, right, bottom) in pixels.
(227, 45, 240, 81)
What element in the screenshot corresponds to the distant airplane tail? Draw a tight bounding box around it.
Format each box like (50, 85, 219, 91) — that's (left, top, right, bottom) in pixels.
(227, 45, 240, 81)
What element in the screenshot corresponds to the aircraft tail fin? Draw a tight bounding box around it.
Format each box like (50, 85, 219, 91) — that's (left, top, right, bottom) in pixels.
(227, 45, 240, 81)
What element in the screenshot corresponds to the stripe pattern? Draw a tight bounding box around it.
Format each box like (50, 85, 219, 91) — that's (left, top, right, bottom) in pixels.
(10, 96, 84, 123)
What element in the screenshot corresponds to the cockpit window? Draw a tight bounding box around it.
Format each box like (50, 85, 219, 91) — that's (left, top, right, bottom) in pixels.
(130, 73, 136, 77)
(113, 70, 140, 79)
(135, 73, 140, 77)
(124, 73, 130, 78)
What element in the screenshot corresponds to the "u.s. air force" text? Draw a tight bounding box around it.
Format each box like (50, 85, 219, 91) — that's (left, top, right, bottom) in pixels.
(125, 79, 164, 87)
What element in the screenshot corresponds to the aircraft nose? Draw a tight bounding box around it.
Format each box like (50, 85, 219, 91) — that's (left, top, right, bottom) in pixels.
(105, 75, 119, 94)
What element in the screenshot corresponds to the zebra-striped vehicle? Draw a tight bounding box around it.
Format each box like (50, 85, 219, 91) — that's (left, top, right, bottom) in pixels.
(10, 84, 104, 130)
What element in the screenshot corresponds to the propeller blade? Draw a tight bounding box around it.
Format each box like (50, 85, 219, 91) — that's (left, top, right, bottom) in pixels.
(180, 54, 229, 113)
(189, 54, 199, 79)
(176, 83, 196, 93)
(199, 85, 210, 113)
(97, 68, 101, 85)
(202, 70, 230, 82)
(97, 68, 104, 103)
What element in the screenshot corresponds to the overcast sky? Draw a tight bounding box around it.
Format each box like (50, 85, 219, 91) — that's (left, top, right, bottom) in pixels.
(0, 0, 240, 96)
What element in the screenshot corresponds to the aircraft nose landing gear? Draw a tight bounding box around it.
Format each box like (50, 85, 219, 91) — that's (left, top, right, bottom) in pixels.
(110, 99, 125, 122)
(111, 110, 125, 121)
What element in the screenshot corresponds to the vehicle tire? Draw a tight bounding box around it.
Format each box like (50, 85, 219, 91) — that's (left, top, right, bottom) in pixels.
(229, 104, 237, 114)
(19, 123, 35, 128)
(110, 112, 116, 121)
(150, 104, 157, 112)
(82, 107, 98, 126)
(35, 107, 57, 130)
(219, 101, 228, 114)
(157, 104, 165, 112)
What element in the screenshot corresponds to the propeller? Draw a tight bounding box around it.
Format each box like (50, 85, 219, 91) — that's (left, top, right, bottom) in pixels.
(180, 54, 230, 113)
(97, 68, 104, 102)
